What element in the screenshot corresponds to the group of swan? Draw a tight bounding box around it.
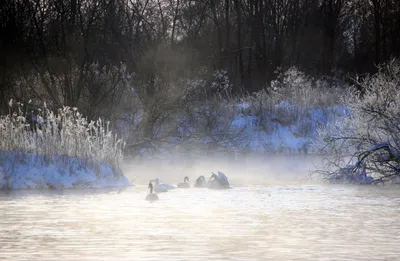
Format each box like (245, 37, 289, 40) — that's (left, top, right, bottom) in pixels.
(195, 171, 230, 189)
(146, 171, 230, 201)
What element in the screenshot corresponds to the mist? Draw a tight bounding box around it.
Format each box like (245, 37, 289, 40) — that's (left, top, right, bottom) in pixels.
(122, 152, 324, 186)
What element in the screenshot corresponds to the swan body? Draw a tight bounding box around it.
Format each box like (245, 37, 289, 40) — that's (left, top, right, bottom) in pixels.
(154, 185, 168, 193)
(177, 176, 190, 188)
(194, 176, 207, 188)
(146, 182, 159, 202)
(160, 183, 176, 190)
(208, 171, 230, 189)
(155, 178, 176, 190)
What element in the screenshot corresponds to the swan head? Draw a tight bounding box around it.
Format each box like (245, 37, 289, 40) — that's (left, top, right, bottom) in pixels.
(195, 176, 207, 187)
(184, 176, 190, 183)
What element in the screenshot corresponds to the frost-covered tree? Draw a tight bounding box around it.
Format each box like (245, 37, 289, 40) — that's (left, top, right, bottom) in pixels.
(315, 59, 400, 184)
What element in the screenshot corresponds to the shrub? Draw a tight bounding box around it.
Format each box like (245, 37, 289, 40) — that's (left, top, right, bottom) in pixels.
(270, 66, 344, 107)
(314, 59, 400, 183)
(238, 67, 347, 141)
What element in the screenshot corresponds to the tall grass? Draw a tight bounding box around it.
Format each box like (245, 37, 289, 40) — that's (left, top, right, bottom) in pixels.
(0, 101, 125, 176)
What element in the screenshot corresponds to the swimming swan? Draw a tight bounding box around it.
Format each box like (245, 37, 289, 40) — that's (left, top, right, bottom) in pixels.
(146, 182, 159, 201)
(177, 176, 190, 188)
(154, 178, 176, 190)
(208, 171, 230, 189)
(150, 178, 175, 193)
(194, 176, 207, 188)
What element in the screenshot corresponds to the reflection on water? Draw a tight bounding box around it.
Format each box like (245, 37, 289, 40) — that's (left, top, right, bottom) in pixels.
(1, 185, 400, 260)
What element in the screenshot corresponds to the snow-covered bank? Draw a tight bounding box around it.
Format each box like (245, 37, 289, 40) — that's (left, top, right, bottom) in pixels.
(0, 103, 128, 190)
(0, 151, 130, 189)
(228, 102, 349, 153)
(127, 102, 349, 159)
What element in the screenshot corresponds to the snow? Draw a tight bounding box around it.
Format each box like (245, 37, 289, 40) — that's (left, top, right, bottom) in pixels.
(391, 176, 400, 184)
(326, 164, 375, 185)
(227, 103, 348, 154)
(0, 151, 130, 189)
(236, 103, 250, 110)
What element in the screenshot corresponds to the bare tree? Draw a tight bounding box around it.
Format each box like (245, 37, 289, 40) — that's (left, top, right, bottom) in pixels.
(315, 60, 400, 184)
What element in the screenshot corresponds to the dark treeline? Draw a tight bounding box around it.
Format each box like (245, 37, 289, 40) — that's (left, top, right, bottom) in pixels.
(1, 0, 400, 118)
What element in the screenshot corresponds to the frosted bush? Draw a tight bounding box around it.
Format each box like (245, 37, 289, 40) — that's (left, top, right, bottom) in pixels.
(315, 59, 400, 183)
(0, 101, 125, 176)
(211, 70, 233, 98)
(234, 66, 347, 140)
(270, 66, 343, 107)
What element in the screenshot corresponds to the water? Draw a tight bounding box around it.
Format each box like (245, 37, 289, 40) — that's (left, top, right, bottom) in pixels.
(1, 185, 400, 261)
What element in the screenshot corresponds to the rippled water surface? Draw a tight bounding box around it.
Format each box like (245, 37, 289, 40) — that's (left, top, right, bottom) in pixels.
(1, 184, 400, 261)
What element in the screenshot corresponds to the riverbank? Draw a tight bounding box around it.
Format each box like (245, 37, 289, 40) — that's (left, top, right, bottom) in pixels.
(0, 104, 128, 190)
(0, 151, 130, 189)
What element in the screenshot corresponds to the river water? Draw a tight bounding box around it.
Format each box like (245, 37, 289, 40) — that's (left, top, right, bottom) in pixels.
(1, 184, 400, 261)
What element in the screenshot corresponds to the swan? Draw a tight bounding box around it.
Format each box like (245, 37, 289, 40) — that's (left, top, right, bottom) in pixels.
(153, 182, 168, 193)
(154, 178, 176, 191)
(177, 176, 190, 188)
(149, 178, 172, 193)
(146, 182, 159, 202)
(208, 171, 230, 189)
(194, 175, 207, 188)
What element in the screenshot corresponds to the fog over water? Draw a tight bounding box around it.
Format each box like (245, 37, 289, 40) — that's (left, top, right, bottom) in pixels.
(122, 153, 322, 186)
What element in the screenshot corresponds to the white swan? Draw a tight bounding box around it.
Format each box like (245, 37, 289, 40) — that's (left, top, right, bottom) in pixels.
(146, 182, 159, 202)
(208, 171, 230, 189)
(149, 179, 167, 193)
(177, 176, 190, 188)
(194, 175, 207, 188)
(153, 178, 176, 193)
